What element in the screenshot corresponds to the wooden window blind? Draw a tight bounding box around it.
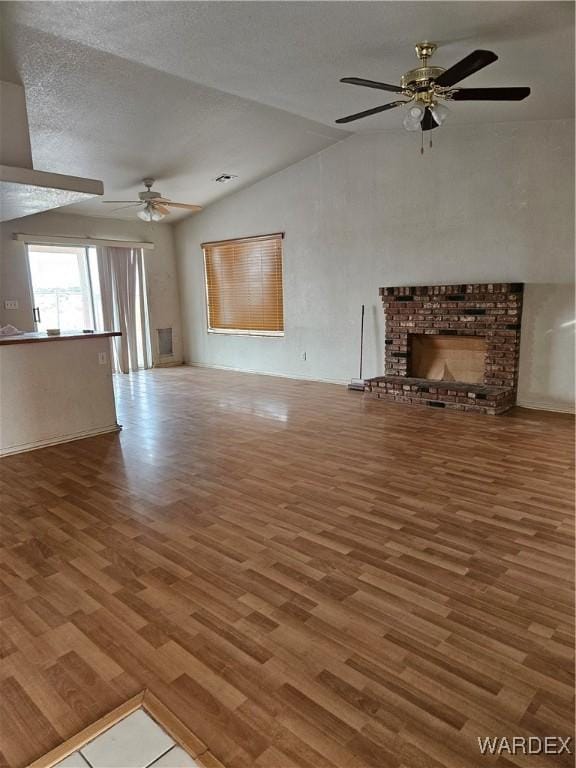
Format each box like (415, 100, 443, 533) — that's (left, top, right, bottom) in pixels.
(203, 233, 284, 335)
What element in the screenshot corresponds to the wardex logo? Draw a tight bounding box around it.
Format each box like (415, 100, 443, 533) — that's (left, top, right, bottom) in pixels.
(478, 736, 572, 756)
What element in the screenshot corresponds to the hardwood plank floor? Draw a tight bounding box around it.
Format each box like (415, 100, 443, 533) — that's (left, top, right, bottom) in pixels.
(0, 367, 574, 768)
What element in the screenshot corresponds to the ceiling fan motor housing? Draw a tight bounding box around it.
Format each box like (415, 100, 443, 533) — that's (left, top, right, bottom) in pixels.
(138, 189, 162, 201)
(138, 177, 162, 202)
(400, 66, 445, 91)
(401, 42, 445, 96)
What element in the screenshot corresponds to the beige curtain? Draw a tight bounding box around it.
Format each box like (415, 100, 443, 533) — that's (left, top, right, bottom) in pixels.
(96, 247, 152, 373)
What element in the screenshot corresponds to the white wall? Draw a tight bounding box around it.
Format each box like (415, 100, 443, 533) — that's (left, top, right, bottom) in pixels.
(517, 283, 575, 411)
(175, 119, 574, 412)
(0, 211, 183, 365)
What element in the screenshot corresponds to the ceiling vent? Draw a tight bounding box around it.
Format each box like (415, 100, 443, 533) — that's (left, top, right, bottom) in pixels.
(214, 174, 238, 184)
(0, 82, 103, 222)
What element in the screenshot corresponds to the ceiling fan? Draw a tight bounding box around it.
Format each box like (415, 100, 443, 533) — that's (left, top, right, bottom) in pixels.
(335, 42, 530, 134)
(102, 178, 202, 221)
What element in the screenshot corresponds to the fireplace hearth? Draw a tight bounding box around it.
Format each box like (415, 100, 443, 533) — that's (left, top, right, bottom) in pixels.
(364, 283, 523, 415)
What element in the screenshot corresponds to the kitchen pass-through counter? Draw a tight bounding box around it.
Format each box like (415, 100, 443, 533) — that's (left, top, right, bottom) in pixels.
(0, 331, 121, 456)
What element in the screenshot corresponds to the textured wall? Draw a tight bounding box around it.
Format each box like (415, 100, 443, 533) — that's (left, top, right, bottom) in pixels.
(0, 212, 183, 366)
(175, 119, 575, 412)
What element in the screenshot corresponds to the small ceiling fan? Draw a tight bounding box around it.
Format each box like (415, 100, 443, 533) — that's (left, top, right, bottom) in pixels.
(102, 178, 202, 221)
(335, 42, 530, 133)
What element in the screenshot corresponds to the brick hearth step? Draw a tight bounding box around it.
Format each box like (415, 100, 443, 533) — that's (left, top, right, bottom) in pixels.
(364, 376, 516, 415)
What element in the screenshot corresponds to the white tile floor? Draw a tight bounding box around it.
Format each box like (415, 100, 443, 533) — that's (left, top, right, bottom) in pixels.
(55, 709, 199, 768)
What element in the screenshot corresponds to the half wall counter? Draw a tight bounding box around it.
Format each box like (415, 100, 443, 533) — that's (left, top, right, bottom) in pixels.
(0, 331, 121, 456)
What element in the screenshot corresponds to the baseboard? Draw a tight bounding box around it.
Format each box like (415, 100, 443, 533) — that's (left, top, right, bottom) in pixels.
(516, 400, 575, 415)
(0, 423, 122, 457)
(187, 361, 349, 386)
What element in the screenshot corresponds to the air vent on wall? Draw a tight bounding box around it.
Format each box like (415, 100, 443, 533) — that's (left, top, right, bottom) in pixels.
(157, 328, 173, 357)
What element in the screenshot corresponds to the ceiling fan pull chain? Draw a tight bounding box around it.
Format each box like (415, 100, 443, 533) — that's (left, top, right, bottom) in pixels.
(420, 131, 424, 156)
(429, 136, 433, 150)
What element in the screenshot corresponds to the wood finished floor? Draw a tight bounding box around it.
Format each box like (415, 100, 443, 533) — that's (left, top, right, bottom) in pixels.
(0, 367, 574, 768)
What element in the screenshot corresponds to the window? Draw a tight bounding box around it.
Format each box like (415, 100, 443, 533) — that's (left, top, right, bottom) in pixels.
(203, 233, 284, 336)
(27, 245, 99, 332)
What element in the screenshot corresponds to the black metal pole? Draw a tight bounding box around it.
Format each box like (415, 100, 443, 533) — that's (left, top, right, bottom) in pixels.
(359, 304, 365, 379)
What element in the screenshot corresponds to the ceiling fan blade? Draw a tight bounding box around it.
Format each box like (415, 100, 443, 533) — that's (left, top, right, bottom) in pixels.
(160, 202, 203, 211)
(102, 200, 141, 204)
(421, 107, 439, 132)
(451, 86, 530, 101)
(435, 50, 498, 87)
(104, 203, 144, 215)
(340, 77, 405, 94)
(335, 100, 406, 124)
(152, 203, 170, 215)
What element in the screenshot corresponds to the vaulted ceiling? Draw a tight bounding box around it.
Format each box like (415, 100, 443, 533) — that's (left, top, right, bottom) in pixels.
(1, 1, 573, 221)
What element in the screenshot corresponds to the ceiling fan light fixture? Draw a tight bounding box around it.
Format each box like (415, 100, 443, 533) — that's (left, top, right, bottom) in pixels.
(429, 102, 450, 126)
(402, 102, 425, 131)
(403, 116, 422, 132)
(407, 103, 425, 120)
(137, 208, 153, 222)
(137, 205, 165, 222)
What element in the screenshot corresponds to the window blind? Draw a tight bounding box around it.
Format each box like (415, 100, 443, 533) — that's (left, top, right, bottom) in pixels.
(203, 233, 284, 335)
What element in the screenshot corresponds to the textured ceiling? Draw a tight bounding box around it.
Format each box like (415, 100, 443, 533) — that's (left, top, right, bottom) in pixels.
(1, 1, 573, 222)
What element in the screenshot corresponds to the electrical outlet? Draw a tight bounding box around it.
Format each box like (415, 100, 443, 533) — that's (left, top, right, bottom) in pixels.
(4, 300, 18, 310)
(98, 352, 107, 365)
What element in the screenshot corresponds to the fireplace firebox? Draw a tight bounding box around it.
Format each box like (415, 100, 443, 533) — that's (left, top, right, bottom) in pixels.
(409, 335, 488, 383)
(364, 283, 523, 415)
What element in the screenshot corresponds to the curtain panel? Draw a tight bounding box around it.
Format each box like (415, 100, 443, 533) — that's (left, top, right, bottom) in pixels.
(96, 247, 152, 373)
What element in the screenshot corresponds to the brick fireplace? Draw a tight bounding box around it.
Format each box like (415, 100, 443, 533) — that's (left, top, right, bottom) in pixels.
(364, 283, 524, 415)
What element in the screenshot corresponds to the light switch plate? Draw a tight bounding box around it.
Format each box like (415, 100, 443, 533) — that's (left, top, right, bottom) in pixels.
(98, 352, 107, 365)
(4, 299, 18, 310)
